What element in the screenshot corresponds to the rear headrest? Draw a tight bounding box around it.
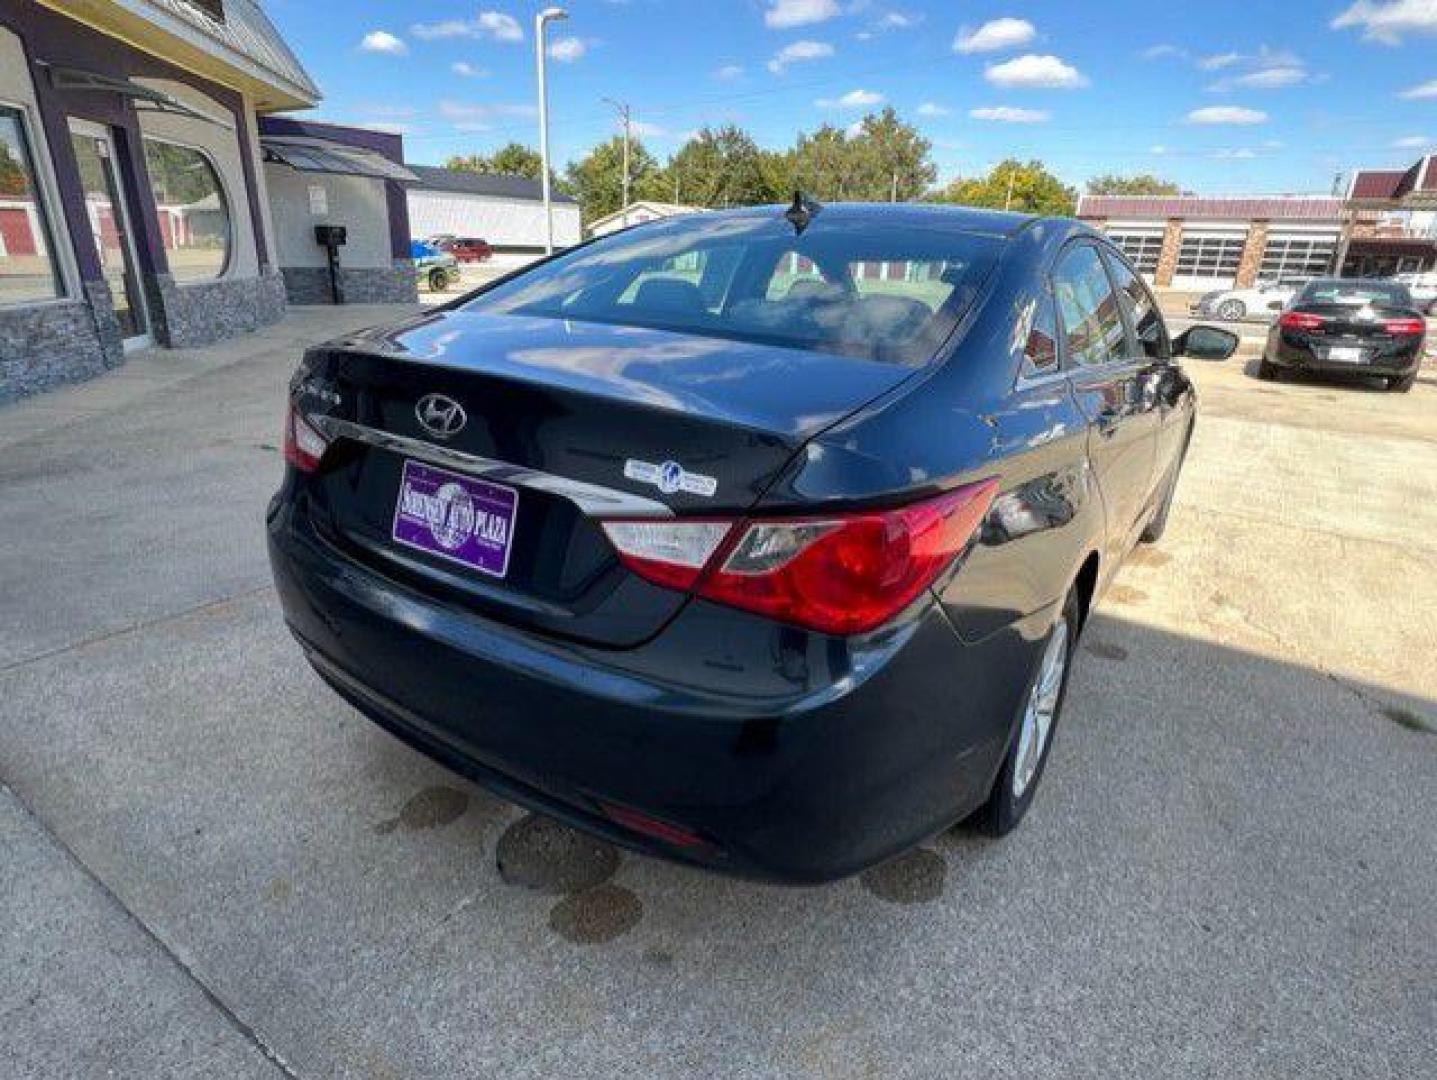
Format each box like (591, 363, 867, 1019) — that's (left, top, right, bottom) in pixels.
(784, 278, 844, 302)
(632, 277, 706, 315)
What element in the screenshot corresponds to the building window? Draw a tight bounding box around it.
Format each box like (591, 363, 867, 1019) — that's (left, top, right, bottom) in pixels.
(1106, 230, 1164, 275)
(1260, 233, 1337, 279)
(1175, 232, 1246, 281)
(142, 137, 231, 282)
(0, 106, 63, 305)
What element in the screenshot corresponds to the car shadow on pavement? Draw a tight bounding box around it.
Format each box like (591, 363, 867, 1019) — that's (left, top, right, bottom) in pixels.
(1, 596, 1434, 1078)
(1240, 357, 1393, 392)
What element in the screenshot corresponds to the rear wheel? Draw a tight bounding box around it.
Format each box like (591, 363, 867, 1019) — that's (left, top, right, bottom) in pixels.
(1217, 299, 1246, 321)
(429, 268, 449, 292)
(971, 591, 1078, 837)
(1389, 371, 1417, 393)
(1257, 358, 1281, 381)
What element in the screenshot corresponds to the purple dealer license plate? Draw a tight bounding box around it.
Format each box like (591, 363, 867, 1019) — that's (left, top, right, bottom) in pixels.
(390, 459, 518, 578)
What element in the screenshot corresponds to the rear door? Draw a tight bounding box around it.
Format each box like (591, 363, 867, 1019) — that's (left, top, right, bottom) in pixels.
(1052, 241, 1160, 553)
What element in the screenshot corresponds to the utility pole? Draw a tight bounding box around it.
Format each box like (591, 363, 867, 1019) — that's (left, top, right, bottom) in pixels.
(604, 98, 632, 225)
(535, 7, 568, 254)
(890, 171, 898, 203)
(1003, 166, 1016, 212)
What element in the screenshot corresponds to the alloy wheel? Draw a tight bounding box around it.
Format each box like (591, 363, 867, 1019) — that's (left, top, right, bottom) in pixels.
(1012, 618, 1070, 799)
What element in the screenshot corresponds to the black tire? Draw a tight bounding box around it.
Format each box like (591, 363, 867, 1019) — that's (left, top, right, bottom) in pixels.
(429, 269, 448, 292)
(1217, 299, 1246, 321)
(1389, 374, 1416, 393)
(970, 591, 1079, 837)
(1257, 358, 1281, 381)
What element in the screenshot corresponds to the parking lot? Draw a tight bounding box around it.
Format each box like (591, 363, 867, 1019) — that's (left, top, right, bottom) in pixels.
(1, 305, 1434, 1078)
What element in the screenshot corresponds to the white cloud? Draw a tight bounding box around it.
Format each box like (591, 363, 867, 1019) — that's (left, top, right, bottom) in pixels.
(1142, 44, 1186, 60)
(477, 12, 524, 41)
(768, 39, 834, 73)
(438, 100, 536, 130)
(954, 18, 1036, 54)
(359, 30, 406, 55)
(630, 120, 670, 139)
(714, 64, 745, 80)
(969, 106, 1050, 122)
(411, 11, 523, 42)
(878, 12, 920, 30)
(1218, 65, 1308, 89)
(984, 54, 1088, 89)
(1149, 144, 1169, 155)
(844, 120, 865, 138)
(1332, 0, 1437, 44)
(547, 36, 587, 62)
(764, 0, 840, 29)
(1393, 134, 1432, 147)
(1214, 147, 1259, 159)
(1198, 51, 1244, 70)
(451, 61, 488, 78)
(916, 101, 951, 116)
(1400, 78, 1437, 98)
(816, 88, 885, 109)
(1187, 105, 1269, 124)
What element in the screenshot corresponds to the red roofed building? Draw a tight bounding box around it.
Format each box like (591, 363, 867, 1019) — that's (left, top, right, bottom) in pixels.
(1076, 154, 1437, 290)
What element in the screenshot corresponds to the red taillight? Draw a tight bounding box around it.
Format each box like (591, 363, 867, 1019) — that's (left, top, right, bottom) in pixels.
(283, 402, 328, 472)
(1278, 311, 1325, 332)
(1382, 317, 1426, 336)
(601, 479, 999, 635)
(598, 802, 709, 849)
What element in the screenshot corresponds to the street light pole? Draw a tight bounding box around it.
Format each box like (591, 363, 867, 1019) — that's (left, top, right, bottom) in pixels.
(535, 6, 568, 254)
(604, 98, 632, 226)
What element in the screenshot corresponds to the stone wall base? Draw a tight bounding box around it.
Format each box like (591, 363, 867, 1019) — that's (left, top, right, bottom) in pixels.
(146, 268, 287, 348)
(281, 262, 418, 306)
(0, 279, 125, 404)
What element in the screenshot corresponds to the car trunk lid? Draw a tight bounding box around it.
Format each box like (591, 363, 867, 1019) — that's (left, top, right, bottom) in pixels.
(291, 310, 916, 647)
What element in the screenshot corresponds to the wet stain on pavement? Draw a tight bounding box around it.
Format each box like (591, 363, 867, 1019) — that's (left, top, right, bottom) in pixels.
(496, 813, 620, 894)
(861, 847, 946, 905)
(548, 884, 644, 944)
(373, 785, 470, 835)
(1106, 584, 1147, 605)
(1381, 705, 1434, 734)
(1084, 640, 1129, 662)
(262, 876, 292, 905)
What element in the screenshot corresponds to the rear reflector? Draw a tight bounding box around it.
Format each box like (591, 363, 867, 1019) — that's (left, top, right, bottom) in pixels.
(1382, 317, 1426, 336)
(598, 802, 709, 849)
(283, 403, 329, 472)
(601, 478, 999, 635)
(1278, 311, 1325, 332)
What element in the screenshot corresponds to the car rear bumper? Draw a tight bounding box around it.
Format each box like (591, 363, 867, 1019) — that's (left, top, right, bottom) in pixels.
(267, 495, 1049, 882)
(1265, 336, 1421, 379)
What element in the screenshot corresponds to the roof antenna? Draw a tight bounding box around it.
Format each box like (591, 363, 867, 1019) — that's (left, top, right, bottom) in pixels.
(784, 190, 822, 235)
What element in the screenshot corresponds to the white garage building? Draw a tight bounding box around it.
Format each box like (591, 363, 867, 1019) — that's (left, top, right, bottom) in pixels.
(405, 166, 581, 265)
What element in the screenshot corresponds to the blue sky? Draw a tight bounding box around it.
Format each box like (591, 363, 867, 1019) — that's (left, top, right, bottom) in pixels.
(266, 0, 1437, 193)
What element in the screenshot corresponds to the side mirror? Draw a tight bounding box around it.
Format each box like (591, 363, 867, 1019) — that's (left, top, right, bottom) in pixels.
(1173, 324, 1240, 361)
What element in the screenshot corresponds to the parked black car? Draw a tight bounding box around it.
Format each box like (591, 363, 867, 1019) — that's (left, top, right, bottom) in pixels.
(268, 204, 1237, 882)
(1260, 278, 1427, 392)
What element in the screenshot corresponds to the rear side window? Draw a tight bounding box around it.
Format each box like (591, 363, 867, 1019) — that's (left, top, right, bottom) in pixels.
(461, 212, 1001, 365)
(1102, 249, 1169, 360)
(1052, 244, 1127, 368)
(1018, 292, 1060, 378)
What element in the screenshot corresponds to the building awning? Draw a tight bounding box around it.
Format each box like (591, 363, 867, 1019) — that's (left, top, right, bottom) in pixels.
(260, 136, 418, 183)
(42, 64, 234, 129)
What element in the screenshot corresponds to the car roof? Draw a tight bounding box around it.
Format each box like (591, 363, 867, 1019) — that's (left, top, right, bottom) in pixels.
(696, 201, 1041, 239)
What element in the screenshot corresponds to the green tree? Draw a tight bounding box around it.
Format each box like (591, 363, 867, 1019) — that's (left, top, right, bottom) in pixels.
(931, 159, 1077, 216)
(564, 135, 658, 224)
(787, 109, 936, 202)
(1086, 173, 1185, 196)
(445, 143, 545, 180)
(663, 125, 783, 207)
(846, 108, 936, 202)
(0, 139, 29, 198)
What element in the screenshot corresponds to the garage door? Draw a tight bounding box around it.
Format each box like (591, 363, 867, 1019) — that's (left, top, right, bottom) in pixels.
(1172, 229, 1247, 290)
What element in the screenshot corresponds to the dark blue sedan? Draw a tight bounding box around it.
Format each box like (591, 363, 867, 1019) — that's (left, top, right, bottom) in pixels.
(268, 202, 1237, 882)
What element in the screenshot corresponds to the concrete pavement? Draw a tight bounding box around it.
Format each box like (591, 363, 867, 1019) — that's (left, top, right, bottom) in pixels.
(1, 305, 1434, 1078)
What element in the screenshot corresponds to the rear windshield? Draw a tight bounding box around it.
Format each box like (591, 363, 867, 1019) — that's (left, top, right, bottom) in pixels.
(1297, 280, 1411, 307)
(459, 211, 1001, 364)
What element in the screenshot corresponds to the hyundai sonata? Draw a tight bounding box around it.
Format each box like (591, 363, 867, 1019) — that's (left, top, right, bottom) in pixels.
(267, 203, 1237, 882)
